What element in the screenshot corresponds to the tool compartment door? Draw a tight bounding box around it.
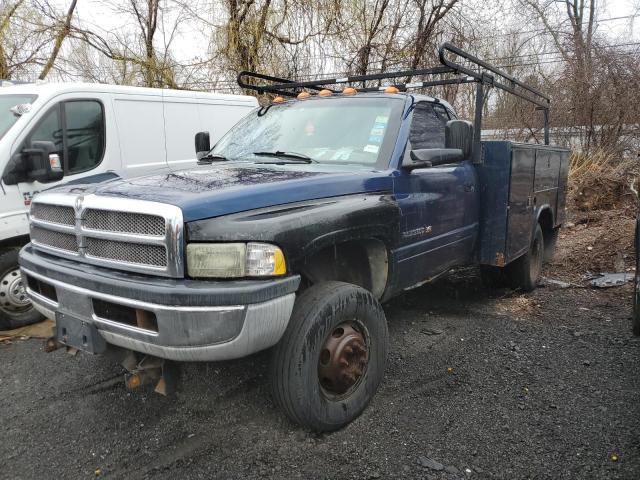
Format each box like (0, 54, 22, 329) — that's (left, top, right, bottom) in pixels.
(506, 145, 535, 260)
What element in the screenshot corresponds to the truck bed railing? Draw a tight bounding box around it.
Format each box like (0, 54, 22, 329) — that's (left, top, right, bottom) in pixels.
(237, 42, 551, 151)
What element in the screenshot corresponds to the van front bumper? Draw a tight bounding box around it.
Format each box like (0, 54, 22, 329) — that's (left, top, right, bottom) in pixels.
(19, 245, 299, 362)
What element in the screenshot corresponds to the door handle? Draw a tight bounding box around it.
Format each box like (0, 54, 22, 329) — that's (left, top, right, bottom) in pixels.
(463, 183, 475, 192)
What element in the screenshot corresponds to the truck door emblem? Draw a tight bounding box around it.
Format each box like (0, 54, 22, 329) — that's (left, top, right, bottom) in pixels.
(403, 225, 432, 238)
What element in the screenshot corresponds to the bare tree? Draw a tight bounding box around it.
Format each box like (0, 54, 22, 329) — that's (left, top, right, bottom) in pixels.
(0, 0, 78, 80)
(39, 0, 78, 79)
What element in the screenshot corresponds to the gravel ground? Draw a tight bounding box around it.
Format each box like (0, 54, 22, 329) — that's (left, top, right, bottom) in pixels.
(1, 269, 639, 480)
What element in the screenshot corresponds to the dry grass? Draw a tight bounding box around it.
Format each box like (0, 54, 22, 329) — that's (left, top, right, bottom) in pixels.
(569, 150, 638, 211)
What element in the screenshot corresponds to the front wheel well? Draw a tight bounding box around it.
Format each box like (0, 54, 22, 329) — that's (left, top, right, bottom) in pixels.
(298, 239, 389, 299)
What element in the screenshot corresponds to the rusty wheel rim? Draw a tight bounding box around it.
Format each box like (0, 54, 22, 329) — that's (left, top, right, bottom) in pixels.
(318, 322, 369, 397)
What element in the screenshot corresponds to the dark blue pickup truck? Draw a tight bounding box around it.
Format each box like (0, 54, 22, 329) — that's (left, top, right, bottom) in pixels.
(19, 44, 569, 431)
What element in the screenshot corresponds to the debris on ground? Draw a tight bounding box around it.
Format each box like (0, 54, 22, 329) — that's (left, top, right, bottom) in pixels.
(417, 456, 444, 471)
(540, 277, 573, 289)
(0, 319, 55, 341)
(547, 208, 635, 282)
(588, 272, 633, 288)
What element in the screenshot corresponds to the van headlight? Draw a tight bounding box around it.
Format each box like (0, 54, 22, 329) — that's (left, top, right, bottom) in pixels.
(186, 242, 286, 278)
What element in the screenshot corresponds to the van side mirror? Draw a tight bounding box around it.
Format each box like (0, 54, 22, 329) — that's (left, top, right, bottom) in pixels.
(25, 141, 63, 183)
(445, 120, 473, 160)
(195, 131, 211, 160)
(404, 148, 464, 170)
(2, 140, 63, 185)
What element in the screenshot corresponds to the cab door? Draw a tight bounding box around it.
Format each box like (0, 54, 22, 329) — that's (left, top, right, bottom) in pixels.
(393, 102, 479, 290)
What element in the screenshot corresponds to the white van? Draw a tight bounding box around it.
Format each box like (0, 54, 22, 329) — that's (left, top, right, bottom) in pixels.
(0, 82, 257, 329)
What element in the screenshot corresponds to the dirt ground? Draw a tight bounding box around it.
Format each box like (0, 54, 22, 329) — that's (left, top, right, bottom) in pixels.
(1, 207, 639, 480)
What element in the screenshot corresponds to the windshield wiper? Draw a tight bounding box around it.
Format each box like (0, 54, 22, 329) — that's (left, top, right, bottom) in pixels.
(253, 150, 317, 163)
(197, 153, 228, 165)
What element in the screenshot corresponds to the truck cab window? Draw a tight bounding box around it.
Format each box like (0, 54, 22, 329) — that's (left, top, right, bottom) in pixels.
(409, 102, 449, 149)
(64, 101, 105, 174)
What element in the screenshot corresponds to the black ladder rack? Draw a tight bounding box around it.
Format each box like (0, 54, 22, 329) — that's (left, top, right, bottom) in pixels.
(237, 42, 551, 150)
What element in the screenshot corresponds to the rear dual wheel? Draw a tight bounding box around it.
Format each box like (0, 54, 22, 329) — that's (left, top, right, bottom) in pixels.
(481, 224, 545, 292)
(270, 281, 388, 432)
(506, 224, 544, 292)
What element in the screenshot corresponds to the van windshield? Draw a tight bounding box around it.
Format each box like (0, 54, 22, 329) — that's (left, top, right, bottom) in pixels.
(0, 94, 37, 140)
(211, 96, 404, 169)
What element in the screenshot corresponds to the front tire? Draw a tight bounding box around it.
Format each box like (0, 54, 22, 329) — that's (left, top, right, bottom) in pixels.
(270, 281, 388, 432)
(506, 224, 544, 292)
(0, 248, 44, 330)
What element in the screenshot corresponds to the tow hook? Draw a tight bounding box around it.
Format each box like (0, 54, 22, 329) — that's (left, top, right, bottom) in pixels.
(123, 354, 178, 396)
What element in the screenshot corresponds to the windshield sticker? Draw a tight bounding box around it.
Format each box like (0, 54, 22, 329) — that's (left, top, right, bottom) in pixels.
(374, 116, 389, 124)
(331, 148, 353, 161)
(304, 120, 315, 136)
(368, 134, 384, 143)
(10, 103, 32, 116)
(363, 144, 380, 154)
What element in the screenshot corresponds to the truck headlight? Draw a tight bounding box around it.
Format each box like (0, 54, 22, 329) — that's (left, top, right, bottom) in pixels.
(186, 242, 286, 278)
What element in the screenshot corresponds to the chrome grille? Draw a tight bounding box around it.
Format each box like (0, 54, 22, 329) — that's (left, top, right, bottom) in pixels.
(83, 209, 165, 236)
(31, 226, 78, 253)
(31, 204, 75, 226)
(86, 238, 167, 267)
(28, 193, 184, 277)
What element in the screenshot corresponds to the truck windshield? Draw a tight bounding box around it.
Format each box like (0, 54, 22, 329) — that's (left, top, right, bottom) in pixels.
(211, 96, 404, 169)
(0, 94, 37, 140)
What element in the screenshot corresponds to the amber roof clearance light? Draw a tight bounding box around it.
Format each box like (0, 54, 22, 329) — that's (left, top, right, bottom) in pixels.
(272, 96, 285, 103)
(384, 86, 400, 94)
(319, 89, 333, 97)
(342, 87, 357, 95)
(297, 91, 312, 100)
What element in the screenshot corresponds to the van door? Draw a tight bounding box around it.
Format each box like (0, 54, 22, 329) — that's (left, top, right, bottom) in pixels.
(15, 97, 108, 203)
(113, 92, 167, 177)
(163, 92, 201, 170)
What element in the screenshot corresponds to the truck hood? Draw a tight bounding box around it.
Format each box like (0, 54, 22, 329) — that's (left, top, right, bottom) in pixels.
(53, 163, 394, 222)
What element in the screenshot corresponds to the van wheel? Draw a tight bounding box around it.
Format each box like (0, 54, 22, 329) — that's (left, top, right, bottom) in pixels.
(506, 224, 544, 292)
(270, 281, 388, 432)
(0, 248, 44, 330)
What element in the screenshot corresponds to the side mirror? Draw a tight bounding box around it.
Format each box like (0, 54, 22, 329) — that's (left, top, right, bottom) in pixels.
(2, 141, 63, 185)
(404, 148, 464, 170)
(195, 131, 211, 160)
(24, 141, 63, 183)
(445, 120, 474, 160)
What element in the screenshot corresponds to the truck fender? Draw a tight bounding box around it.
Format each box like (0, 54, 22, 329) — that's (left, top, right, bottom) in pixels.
(186, 193, 401, 296)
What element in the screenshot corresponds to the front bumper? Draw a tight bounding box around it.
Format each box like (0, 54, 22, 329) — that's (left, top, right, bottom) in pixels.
(20, 245, 299, 362)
